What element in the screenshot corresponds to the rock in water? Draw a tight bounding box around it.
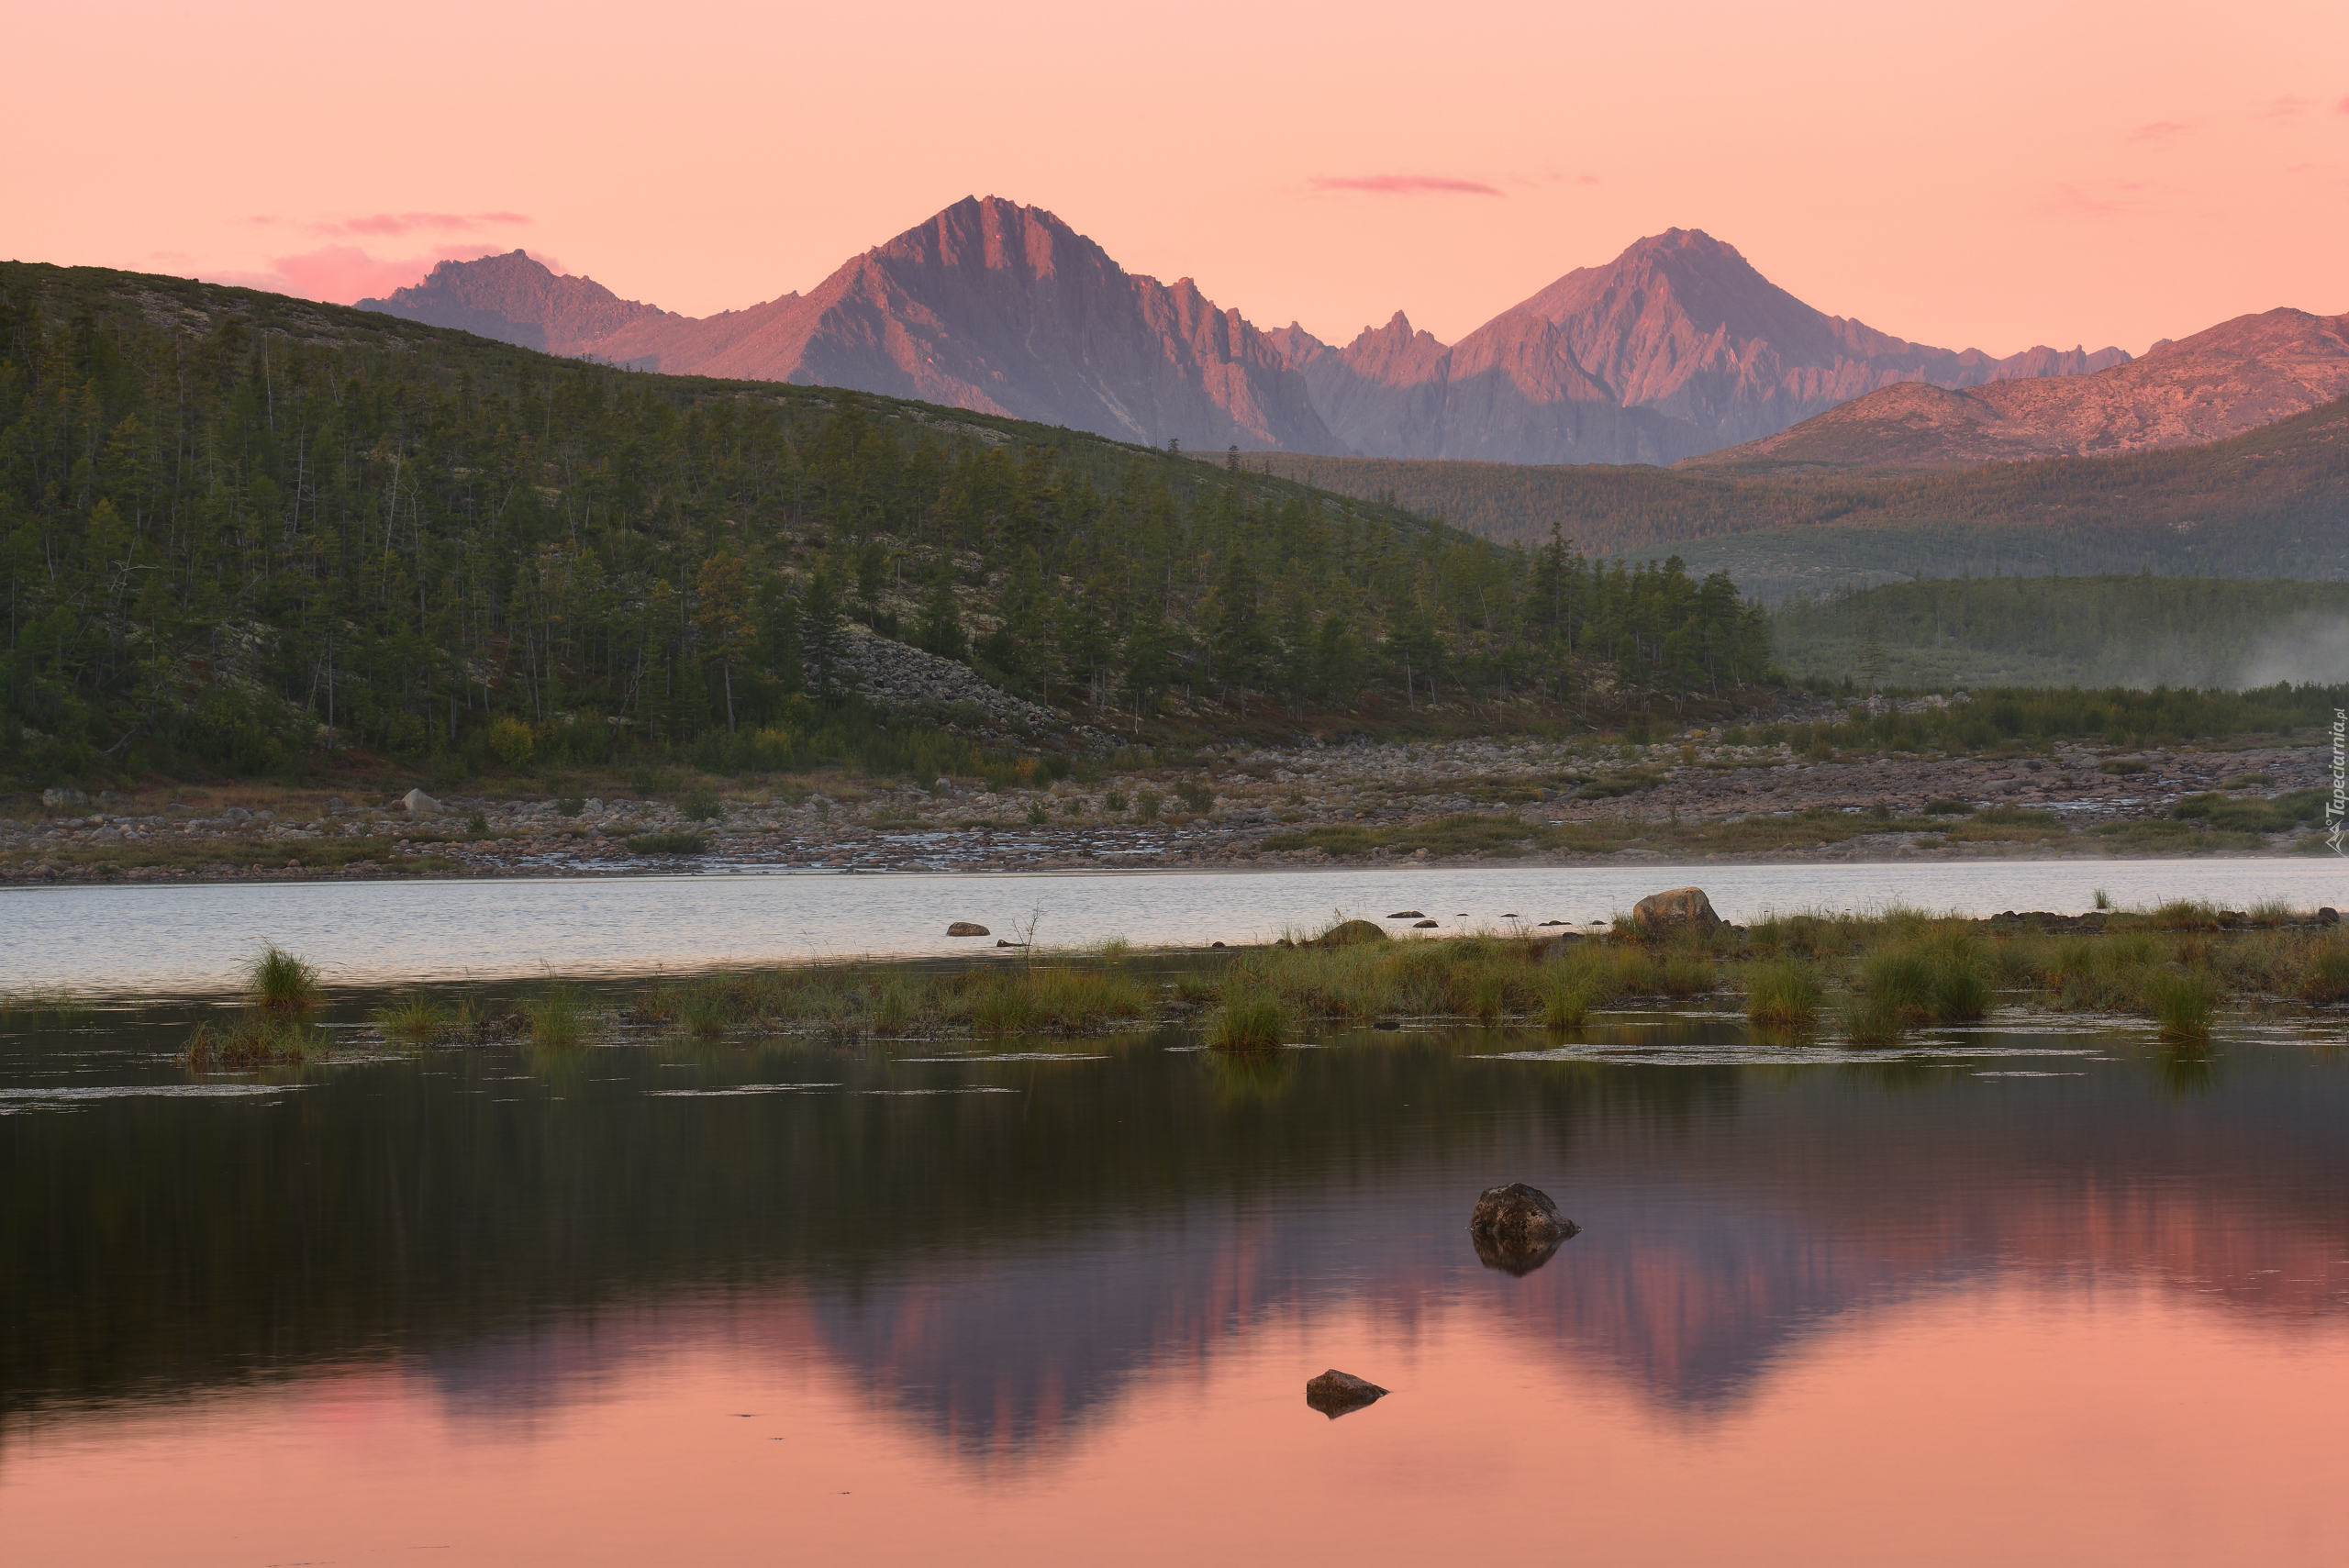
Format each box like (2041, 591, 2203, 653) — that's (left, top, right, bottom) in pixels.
(401, 787, 441, 816)
(1469, 1182, 1579, 1276)
(1632, 886, 1722, 938)
(1305, 1369, 1389, 1418)
(1386, 910, 1424, 919)
(946, 922, 990, 937)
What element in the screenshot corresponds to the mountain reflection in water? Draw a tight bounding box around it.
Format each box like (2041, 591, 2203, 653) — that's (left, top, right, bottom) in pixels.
(3, 1014, 2346, 1562)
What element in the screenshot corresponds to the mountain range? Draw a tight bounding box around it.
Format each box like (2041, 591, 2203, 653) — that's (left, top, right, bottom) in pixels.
(1690, 306, 2349, 470)
(359, 198, 2132, 463)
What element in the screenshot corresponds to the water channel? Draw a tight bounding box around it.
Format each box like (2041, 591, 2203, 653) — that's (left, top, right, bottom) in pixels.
(5, 855, 2343, 995)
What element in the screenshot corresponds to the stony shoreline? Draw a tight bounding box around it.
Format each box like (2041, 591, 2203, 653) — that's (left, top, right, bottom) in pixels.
(3, 731, 2334, 885)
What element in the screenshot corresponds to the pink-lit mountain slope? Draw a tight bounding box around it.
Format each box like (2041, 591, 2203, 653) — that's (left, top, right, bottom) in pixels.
(1274, 228, 2131, 463)
(362, 198, 1344, 454)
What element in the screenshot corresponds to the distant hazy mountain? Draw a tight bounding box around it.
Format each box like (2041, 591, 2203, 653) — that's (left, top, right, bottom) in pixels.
(363, 209, 2136, 462)
(1688, 306, 2349, 470)
(358, 250, 675, 355)
(1272, 228, 2131, 463)
(363, 197, 1344, 455)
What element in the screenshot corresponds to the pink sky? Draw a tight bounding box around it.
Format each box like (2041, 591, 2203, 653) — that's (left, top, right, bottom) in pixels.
(5, 0, 2345, 355)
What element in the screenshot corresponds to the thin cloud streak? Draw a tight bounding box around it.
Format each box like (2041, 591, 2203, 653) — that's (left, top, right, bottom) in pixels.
(2127, 121, 2190, 142)
(1308, 174, 1503, 196)
(245, 211, 532, 239)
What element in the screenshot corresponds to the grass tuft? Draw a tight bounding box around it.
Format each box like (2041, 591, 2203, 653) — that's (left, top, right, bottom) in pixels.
(245, 944, 319, 1011)
(1210, 989, 1288, 1051)
(373, 997, 450, 1040)
(184, 1012, 318, 1069)
(1744, 960, 1821, 1029)
(524, 984, 589, 1047)
(2147, 969, 2218, 1041)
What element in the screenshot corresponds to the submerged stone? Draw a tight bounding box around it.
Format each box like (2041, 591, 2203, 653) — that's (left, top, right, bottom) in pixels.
(1469, 1182, 1579, 1275)
(1305, 1369, 1389, 1418)
(947, 922, 990, 937)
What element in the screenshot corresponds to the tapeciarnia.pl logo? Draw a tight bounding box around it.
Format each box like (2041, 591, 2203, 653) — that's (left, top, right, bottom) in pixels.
(2329, 707, 2345, 856)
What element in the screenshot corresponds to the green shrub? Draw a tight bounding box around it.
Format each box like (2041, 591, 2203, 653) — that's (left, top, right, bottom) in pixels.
(485, 717, 534, 768)
(680, 788, 724, 822)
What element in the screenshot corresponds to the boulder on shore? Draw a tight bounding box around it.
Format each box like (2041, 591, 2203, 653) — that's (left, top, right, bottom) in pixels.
(1632, 885, 1721, 938)
(400, 787, 441, 816)
(1469, 1182, 1579, 1276)
(1305, 1369, 1389, 1418)
(1318, 919, 1388, 947)
(947, 922, 990, 937)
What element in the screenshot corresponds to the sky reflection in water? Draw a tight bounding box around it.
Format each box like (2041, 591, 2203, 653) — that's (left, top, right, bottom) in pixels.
(3, 1007, 2345, 1565)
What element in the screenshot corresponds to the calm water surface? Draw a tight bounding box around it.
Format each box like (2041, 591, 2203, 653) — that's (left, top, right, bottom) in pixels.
(6, 855, 2345, 994)
(3, 996, 2345, 1565)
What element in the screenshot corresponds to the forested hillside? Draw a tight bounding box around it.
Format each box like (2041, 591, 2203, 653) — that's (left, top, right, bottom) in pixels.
(1241, 397, 2349, 584)
(1771, 574, 2349, 689)
(0, 262, 1770, 786)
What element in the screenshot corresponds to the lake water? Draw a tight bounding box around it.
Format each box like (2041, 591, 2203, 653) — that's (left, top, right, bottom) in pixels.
(3, 999, 2346, 1565)
(4, 855, 2344, 995)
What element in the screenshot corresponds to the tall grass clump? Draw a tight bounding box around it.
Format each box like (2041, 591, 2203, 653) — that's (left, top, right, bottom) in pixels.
(2295, 941, 2349, 1004)
(874, 976, 918, 1035)
(1743, 961, 1821, 1029)
(373, 997, 449, 1040)
(246, 944, 319, 1011)
(1540, 972, 1589, 1030)
(1210, 990, 1288, 1051)
(968, 975, 1041, 1035)
(1842, 929, 1993, 1040)
(2147, 969, 2218, 1041)
(524, 984, 589, 1047)
(184, 1012, 318, 1069)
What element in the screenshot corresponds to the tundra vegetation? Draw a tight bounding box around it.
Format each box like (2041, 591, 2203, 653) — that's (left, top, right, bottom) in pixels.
(180, 906, 2348, 1069)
